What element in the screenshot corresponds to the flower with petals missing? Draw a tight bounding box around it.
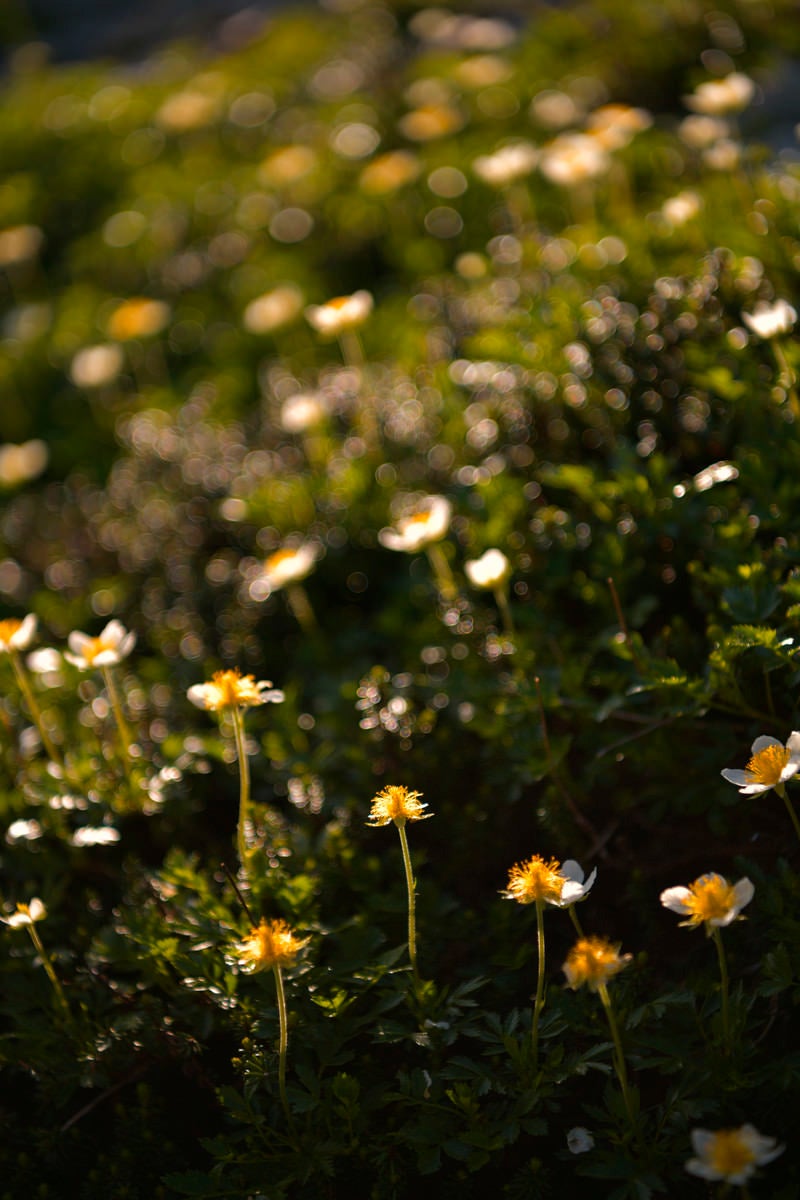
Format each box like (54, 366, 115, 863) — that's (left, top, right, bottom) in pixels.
(464, 548, 511, 590)
(0, 614, 37, 653)
(379, 496, 452, 553)
(65, 620, 136, 669)
(686, 1125, 783, 1184)
(367, 785, 432, 827)
(305, 290, 373, 337)
(187, 669, 284, 712)
(563, 935, 630, 991)
(742, 299, 797, 340)
(721, 732, 800, 795)
(661, 873, 753, 933)
(250, 543, 318, 599)
(503, 855, 596, 907)
(2, 897, 47, 927)
(235, 918, 308, 973)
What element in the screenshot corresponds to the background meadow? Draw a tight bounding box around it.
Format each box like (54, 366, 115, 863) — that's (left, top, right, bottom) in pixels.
(2, 0, 800, 1195)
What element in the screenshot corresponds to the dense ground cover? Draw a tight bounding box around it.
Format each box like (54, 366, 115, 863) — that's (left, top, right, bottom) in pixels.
(2, 0, 800, 1195)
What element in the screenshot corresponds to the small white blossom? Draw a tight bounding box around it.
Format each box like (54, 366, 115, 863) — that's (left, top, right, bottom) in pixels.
(567, 1127, 595, 1154)
(464, 548, 511, 590)
(64, 620, 136, 669)
(660, 873, 754, 930)
(742, 299, 797, 340)
(0, 613, 37, 653)
(71, 826, 121, 847)
(6, 818, 44, 843)
(2, 897, 47, 927)
(379, 496, 452, 553)
(250, 543, 319, 599)
(305, 290, 373, 336)
(684, 72, 755, 116)
(686, 1125, 783, 1184)
(721, 732, 800, 795)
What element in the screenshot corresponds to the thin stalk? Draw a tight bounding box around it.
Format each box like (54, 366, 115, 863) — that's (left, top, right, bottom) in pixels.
(101, 664, 134, 765)
(396, 819, 419, 981)
(9, 650, 63, 768)
(531, 898, 546, 1068)
(493, 585, 515, 637)
(777, 784, 800, 846)
(568, 903, 585, 939)
(285, 583, 318, 633)
(272, 963, 291, 1123)
(711, 927, 731, 1053)
(231, 706, 251, 882)
(598, 982, 635, 1129)
(426, 543, 457, 603)
(26, 922, 72, 1029)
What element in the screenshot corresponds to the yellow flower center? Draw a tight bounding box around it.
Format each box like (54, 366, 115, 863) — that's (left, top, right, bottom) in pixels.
(708, 1130, 756, 1179)
(266, 548, 298, 569)
(81, 635, 114, 666)
(405, 509, 433, 527)
(745, 744, 789, 785)
(564, 935, 629, 990)
(505, 856, 564, 904)
(329, 296, 350, 310)
(211, 669, 260, 709)
(684, 875, 737, 925)
(368, 785, 428, 826)
(238, 918, 305, 972)
(0, 618, 22, 646)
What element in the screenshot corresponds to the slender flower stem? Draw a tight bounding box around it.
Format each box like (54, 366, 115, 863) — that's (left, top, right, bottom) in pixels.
(286, 583, 318, 633)
(493, 585, 515, 637)
(26, 922, 72, 1029)
(9, 650, 63, 768)
(101, 664, 134, 763)
(272, 963, 291, 1123)
(395, 819, 419, 981)
(598, 982, 635, 1129)
(426, 543, 457, 603)
(568, 904, 585, 939)
(777, 784, 800, 846)
(711, 927, 731, 1053)
(230, 707, 251, 883)
(531, 898, 546, 1068)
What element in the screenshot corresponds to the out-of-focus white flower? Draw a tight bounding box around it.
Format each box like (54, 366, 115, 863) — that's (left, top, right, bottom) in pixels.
(684, 72, 755, 116)
(661, 190, 702, 227)
(678, 114, 730, 148)
(71, 826, 121, 847)
(305, 291, 373, 336)
(539, 133, 610, 187)
(0, 614, 37, 653)
(65, 620, 136, 669)
(156, 88, 221, 132)
(259, 144, 317, 186)
(6, 818, 43, 844)
(721, 732, 800, 795)
(280, 392, 328, 433)
(660, 873, 754, 932)
(251, 544, 319, 598)
(2, 897, 46, 927)
(702, 138, 741, 171)
(397, 103, 464, 142)
(472, 142, 538, 187)
(69, 344, 125, 388)
(464, 548, 512, 589)
(359, 150, 421, 195)
(379, 496, 452, 553)
(0, 224, 44, 267)
(586, 103, 652, 150)
(686, 1125, 783, 1184)
(0, 441, 48, 488)
(188, 668, 284, 712)
(693, 461, 738, 492)
(742, 299, 797, 340)
(567, 1127, 595, 1154)
(502, 855, 597, 906)
(243, 285, 304, 335)
(530, 89, 581, 130)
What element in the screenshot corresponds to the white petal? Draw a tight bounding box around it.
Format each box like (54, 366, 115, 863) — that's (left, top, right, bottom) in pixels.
(560, 859, 585, 884)
(67, 631, 93, 655)
(187, 685, 211, 709)
(750, 735, 781, 754)
(732, 877, 755, 910)
(660, 886, 692, 913)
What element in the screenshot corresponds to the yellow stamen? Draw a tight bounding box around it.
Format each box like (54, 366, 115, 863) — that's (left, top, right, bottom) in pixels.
(266, 548, 299, 569)
(505, 856, 564, 905)
(709, 1130, 756, 1178)
(81, 636, 115, 665)
(683, 875, 737, 926)
(0, 618, 23, 644)
(745, 744, 789, 785)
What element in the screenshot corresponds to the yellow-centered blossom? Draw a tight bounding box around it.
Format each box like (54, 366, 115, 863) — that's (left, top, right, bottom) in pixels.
(660, 873, 754, 932)
(0, 614, 37, 653)
(187, 668, 284, 712)
(721, 732, 800, 795)
(65, 619, 136, 669)
(503, 855, 596, 907)
(563, 935, 631, 991)
(367, 785, 432, 827)
(686, 1125, 783, 1184)
(235, 918, 308, 973)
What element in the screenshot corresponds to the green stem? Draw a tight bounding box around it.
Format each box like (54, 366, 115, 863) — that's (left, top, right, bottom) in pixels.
(568, 904, 585, 939)
(778, 785, 800, 847)
(27, 922, 73, 1030)
(493, 585, 515, 637)
(425, 543, 457, 603)
(286, 583, 318, 633)
(396, 820, 419, 981)
(598, 982, 635, 1129)
(711, 927, 730, 1053)
(101, 664, 134, 765)
(272, 963, 291, 1123)
(231, 707, 251, 883)
(532, 899, 546, 1068)
(9, 650, 63, 768)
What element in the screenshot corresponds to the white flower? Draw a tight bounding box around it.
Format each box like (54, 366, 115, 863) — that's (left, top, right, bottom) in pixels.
(660, 873, 754, 930)
(25, 647, 64, 687)
(464, 548, 511, 590)
(0, 440, 49, 488)
(686, 1125, 783, 1184)
(305, 290, 373, 336)
(556, 859, 597, 906)
(586, 103, 652, 150)
(69, 344, 125, 388)
(65, 620, 136, 669)
(71, 826, 121, 847)
(2, 897, 46, 927)
(250, 543, 318, 599)
(678, 114, 730, 148)
(472, 142, 538, 187)
(242, 284, 304, 335)
(742, 299, 797, 340)
(187, 669, 284, 712)
(566, 1127, 595, 1155)
(539, 133, 610, 187)
(280, 392, 328, 433)
(721, 732, 800, 795)
(379, 496, 452, 553)
(661, 190, 702, 227)
(6, 819, 43, 843)
(0, 613, 37, 653)
(684, 72, 755, 116)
